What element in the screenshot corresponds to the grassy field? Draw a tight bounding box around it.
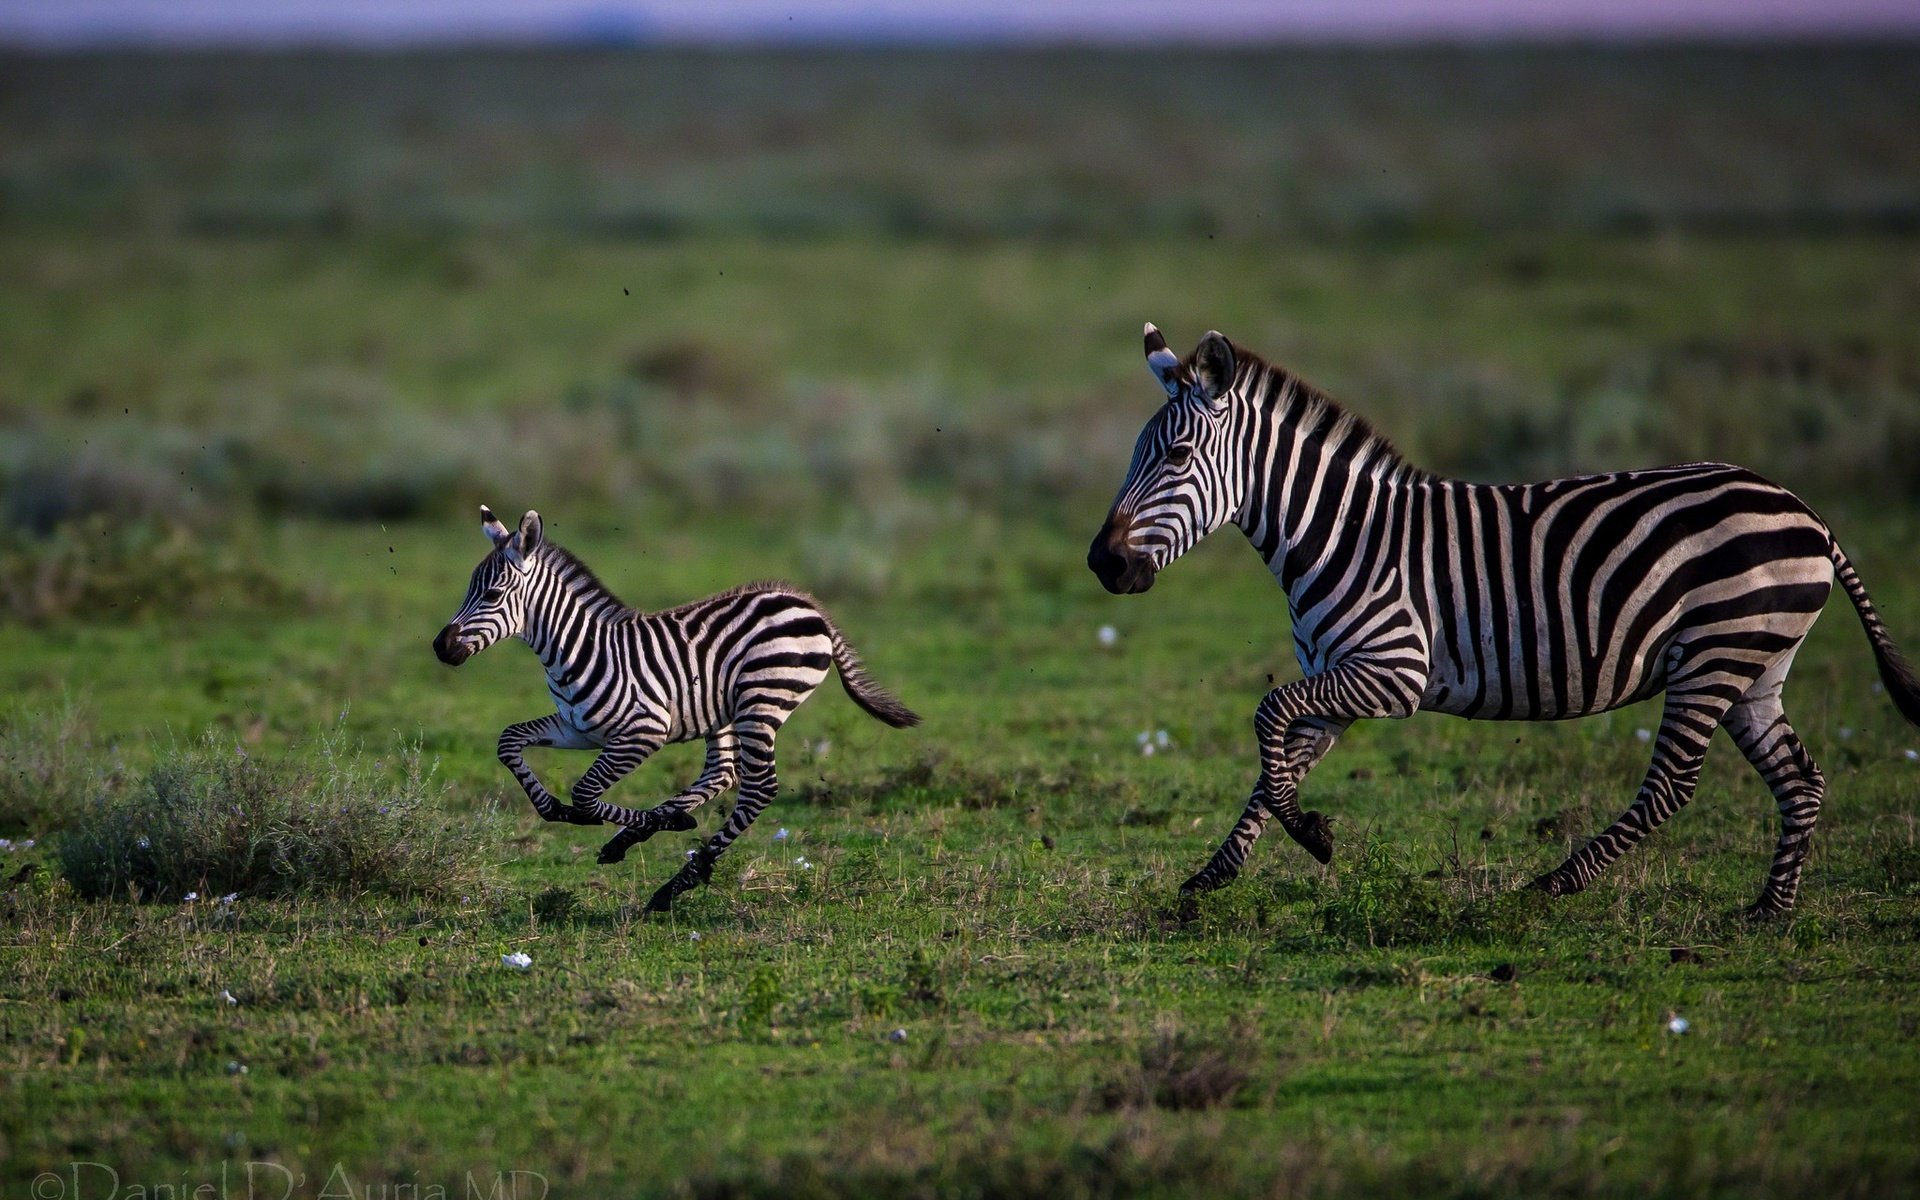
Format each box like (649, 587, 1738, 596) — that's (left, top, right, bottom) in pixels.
(2, 46, 1920, 1198)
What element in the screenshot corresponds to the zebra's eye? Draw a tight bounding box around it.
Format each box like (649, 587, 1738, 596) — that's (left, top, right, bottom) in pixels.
(1166, 444, 1195, 467)
(482, 587, 506, 603)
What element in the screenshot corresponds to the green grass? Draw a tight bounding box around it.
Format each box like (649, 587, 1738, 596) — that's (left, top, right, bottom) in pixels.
(3, 513, 1919, 1196)
(4, 44, 1920, 1199)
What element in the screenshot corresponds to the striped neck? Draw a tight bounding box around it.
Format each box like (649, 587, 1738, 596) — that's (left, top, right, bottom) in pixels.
(1229, 360, 1432, 594)
(521, 545, 632, 671)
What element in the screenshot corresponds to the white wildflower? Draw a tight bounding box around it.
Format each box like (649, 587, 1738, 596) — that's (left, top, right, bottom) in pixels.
(773, 828, 790, 842)
(219, 893, 239, 906)
(183, 891, 199, 902)
(1141, 742, 1156, 758)
(793, 856, 812, 871)
(502, 951, 533, 970)
(1838, 727, 1855, 741)
(136, 837, 150, 850)
(889, 1028, 909, 1043)
(1667, 1016, 1690, 1035)
(1155, 729, 1170, 747)
(0, 839, 10, 852)
(220, 989, 239, 1006)
(1634, 729, 1652, 743)
(1906, 749, 1919, 762)
(1097, 625, 1118, 647)
(688, 932, 702, 942)
(226, 1060, 248, 1076)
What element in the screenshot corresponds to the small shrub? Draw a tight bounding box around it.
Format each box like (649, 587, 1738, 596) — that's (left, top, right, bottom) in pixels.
(0, 517, 309, 626)
(0, 698, 115, 835)
(1098, 1029, 1253, 1112)
(56, 729, 492, 902)
(532, 885, 584, 924)
(1878, 843, 1920, 898)
(1317, 839, 1453, 947)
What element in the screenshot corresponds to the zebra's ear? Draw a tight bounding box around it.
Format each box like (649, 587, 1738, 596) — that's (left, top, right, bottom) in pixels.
(481, 504, 511, 548)
(1192, 331, 1236, 407)
(1144, 322, 1182, 399)
(503, 509, 542, 571)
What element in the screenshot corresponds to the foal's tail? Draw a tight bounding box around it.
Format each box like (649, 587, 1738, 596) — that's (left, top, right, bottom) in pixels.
(1831, 538, 1920, 729)
(826, 621, 922, 729)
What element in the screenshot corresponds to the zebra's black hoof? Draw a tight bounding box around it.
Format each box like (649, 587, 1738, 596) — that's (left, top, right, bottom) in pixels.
(1742, 898, 1791, 921)
(644, 852, 713, 913)
(1178, 867, 1234, 895)
(1289, 811, 1334, 865)
(596, 836, 637, 865)
(639, 808, 698, 839)
(1526, 870, 1577, 897)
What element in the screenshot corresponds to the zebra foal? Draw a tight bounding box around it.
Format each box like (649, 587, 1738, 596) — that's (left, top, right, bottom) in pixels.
(433, 506, 919, 912)
(1090, 325, 1920, 915)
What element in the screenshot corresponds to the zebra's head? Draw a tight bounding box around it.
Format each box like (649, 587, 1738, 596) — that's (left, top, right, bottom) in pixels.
(433, 505, 544, 666)
(1088, 324, 1243, 594)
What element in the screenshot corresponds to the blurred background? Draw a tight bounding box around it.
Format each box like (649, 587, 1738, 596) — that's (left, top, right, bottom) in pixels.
(2, 0, 1918, 653)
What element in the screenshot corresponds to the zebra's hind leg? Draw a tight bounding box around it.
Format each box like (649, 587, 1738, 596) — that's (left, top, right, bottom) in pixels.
(598, 729, 738, 865)
(646, 715, 783, 913)
(1182, 718, 1349, 894)
(1722, 668, 1825, 917)
(1530, 684, 1735, 898)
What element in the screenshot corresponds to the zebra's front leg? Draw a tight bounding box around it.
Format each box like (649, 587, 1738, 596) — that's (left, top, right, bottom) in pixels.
(1183, 717, 1349, 894)
(1252, 659, 1426, 867)
(568, 730, 665, 827)
(497, 716, 602, 825)
(598, 729, 738, 865)
(646, 717, 778, 912)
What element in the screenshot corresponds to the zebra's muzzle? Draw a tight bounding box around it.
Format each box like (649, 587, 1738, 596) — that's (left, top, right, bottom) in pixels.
(433, 624, 475, 666)
(1088, 522, 1157, 595)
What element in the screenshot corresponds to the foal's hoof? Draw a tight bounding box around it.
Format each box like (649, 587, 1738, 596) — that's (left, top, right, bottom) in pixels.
(596, 836, 636, 866)
(1526, 870, 1578, 897)
(644, 852, 713, 914)
(1178, 866, 1236, 896)
(1288, 811, 1334, 865)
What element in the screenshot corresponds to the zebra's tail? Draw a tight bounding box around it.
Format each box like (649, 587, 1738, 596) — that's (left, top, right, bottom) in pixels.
(826, 624, 922, 729)
(1831, 538, 1920, 729)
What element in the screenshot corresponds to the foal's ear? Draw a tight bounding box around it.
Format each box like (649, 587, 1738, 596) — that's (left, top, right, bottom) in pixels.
(480, 504, 511, 548)
(503, 509, 543, 570)
(1143, 322, 1183, 399)
(1192, 331, 1236, 406)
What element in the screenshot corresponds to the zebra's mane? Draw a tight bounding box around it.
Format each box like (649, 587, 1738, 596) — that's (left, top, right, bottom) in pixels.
(1225, 348, 1432, 483)
(536, 543, 636, 616)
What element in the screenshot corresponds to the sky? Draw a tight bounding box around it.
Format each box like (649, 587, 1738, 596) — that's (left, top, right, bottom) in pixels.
(2, 0, 1917, 46)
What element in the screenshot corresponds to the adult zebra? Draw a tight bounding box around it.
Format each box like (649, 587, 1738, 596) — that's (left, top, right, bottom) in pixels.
(1089, 325, 1920, 915)
(434, 506, 920, 912)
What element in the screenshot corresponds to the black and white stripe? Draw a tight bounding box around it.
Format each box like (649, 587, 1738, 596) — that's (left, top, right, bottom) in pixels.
(435, 506, 919, 912)
(1090, 325, 1920, 915)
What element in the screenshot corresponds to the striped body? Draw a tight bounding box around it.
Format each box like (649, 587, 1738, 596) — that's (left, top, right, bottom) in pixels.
(1273, 464, 1835, 723)
(436, 506, 918, 911)
(1091, 326, 1919, 914)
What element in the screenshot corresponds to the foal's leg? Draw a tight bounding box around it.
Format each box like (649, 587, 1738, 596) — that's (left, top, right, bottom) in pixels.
(597, 728, 739, 865)
(646, 711, 785, 912)
(568, 730, 667, 826)
(497, 714, 602, 826)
